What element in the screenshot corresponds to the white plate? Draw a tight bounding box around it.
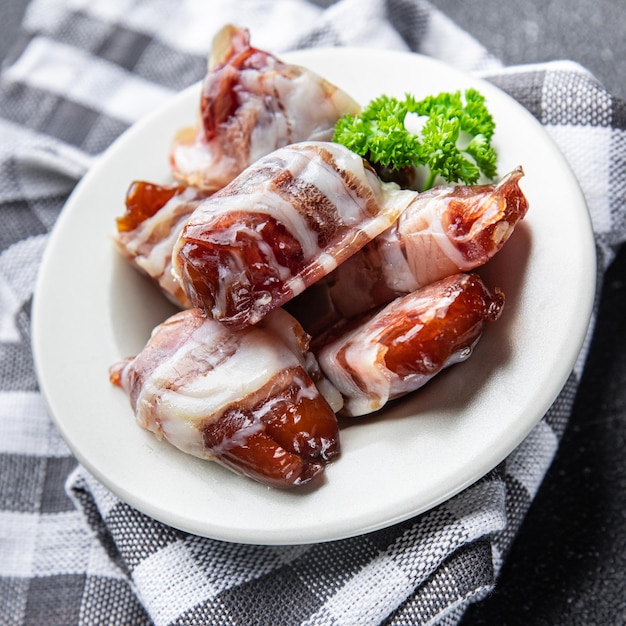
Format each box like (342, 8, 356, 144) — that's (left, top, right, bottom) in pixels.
(32, 48, 595, 545)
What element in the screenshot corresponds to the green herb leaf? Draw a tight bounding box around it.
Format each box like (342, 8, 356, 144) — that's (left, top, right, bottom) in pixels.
(332, 88, 498, 190)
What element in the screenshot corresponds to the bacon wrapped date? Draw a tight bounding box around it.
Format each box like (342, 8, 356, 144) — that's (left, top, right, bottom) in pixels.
(114, 181, 212, 307)
(327, 167, 526, 316)
(170, 25, 360, 191)
(172, 141, 417, 329)
(109, 307, 343, 489)
(313, 273, 504, 417)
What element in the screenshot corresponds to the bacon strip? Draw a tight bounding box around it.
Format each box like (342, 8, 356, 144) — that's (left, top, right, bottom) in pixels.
(172, 141, 417, 329)
(114, 182, 211, 307)
(110, 307, 342, 489)
(313, 273, 504, 417)
(170, 25, 360, 191)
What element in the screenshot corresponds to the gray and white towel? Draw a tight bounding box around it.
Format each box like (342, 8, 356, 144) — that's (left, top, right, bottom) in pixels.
(1, 1, 624, 625)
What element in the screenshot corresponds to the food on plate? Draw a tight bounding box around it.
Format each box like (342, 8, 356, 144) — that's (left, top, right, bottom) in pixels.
(288, 167, 527, 331)
(108, 29, 529, 489)
(116, 165, 526, 329)
(109, 307, 343, 488)
(313, 273, 504, 417)
(170, 25, 360, 191)
(114, 181, 211, 307)
(333, 89, 498, 190)
(172, 141, 417, 329)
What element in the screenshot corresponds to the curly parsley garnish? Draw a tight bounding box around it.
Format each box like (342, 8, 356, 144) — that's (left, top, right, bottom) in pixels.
(333, 88, 498, 190)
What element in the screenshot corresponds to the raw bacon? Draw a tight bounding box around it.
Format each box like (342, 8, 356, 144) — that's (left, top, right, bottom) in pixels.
(313, 273, 504, 417)
(170, 25, 360, 191)
(114, 181, 211, 307)
(110, 307, 342, 489)
(172, 141, 417, 329)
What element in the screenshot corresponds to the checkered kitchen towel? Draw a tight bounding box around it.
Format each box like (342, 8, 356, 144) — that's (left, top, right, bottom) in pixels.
(1, 1, 624, 625)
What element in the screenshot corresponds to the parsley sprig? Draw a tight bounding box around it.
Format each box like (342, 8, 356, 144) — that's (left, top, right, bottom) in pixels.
(333, 88, 498, 190)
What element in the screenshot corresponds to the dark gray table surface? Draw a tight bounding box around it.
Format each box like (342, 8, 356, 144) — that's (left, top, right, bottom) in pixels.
(2, 1, 624, 624)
